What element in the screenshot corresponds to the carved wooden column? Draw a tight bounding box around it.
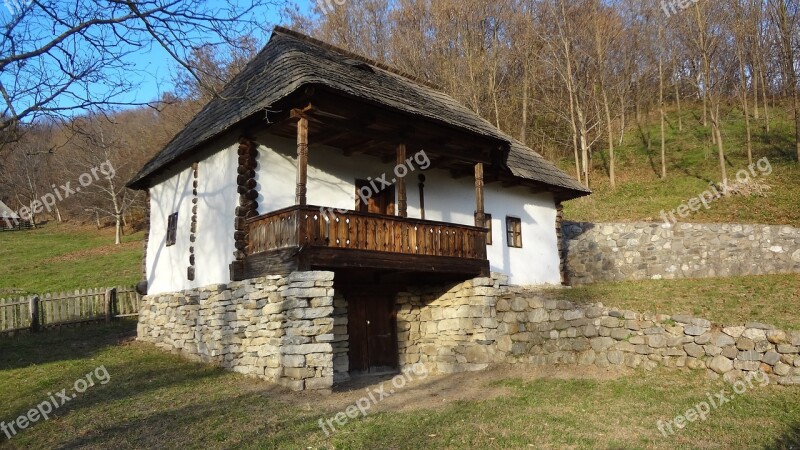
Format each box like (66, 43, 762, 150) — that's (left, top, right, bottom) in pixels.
(397, 144, 408, 217)
(234, 137, 259, 262)
(474, 163, 485, 228)
(296, 117, 309, 206)
(418, 174, 426, 220)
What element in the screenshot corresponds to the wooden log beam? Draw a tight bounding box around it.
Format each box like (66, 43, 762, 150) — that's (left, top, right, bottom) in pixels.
(397, 144, 408, 218)
(296, 117, 309, 206)
(475, 162, 485, 228)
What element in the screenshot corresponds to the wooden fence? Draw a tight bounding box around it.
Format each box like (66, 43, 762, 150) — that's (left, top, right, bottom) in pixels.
(0, 222, 33, 232)
(0, 287, 142, 334)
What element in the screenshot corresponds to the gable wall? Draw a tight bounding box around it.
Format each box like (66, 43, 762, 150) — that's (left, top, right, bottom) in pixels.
(146, 141, 238, 295)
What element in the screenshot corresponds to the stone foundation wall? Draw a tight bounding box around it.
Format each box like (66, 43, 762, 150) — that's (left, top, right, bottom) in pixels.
(397, 273, 800, 386)
(137, 271, 336, 392)
(140, 270, 800, 391)
(563, 222, 800, 285)
(396, 275, 508, 374)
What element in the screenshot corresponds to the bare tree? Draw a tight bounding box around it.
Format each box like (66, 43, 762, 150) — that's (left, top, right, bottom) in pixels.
(769, 0, 800, 162)
(0, 0, 284, 153)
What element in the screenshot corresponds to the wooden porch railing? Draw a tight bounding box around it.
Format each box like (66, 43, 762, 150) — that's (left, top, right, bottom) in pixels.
(247, 206, 488, 260)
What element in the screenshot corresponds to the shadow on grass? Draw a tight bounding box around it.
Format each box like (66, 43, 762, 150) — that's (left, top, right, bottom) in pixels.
(766, 424, 800, 450)
(28, 391, 317, 449)
(0, 321, 137, 371)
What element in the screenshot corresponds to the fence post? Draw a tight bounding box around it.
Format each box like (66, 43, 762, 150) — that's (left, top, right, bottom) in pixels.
(29, 296, 40, 332)
(105, 288, 117, 322)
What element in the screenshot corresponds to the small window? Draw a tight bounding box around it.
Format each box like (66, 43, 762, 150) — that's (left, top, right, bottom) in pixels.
(166, 212, 178, 247)
(506, 217, 522, 248)
(484, 214, 493, 245)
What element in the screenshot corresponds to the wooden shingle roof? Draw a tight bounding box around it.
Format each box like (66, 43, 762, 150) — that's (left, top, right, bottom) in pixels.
(128, 27, 590, 200)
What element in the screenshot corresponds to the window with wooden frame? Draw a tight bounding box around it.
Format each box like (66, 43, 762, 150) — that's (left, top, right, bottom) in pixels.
(506, 216, 522, 248)
(166, 212, 178, 247)
(484, 214, 493, 245)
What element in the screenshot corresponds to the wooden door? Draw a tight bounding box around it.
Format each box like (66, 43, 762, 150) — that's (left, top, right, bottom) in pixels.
(356, 180, 395, 215)
(347, 292, 398, 374)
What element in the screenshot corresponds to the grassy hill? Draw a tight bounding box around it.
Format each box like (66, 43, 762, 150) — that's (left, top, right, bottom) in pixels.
(562, 103, 800, 225)
(0, 224, 143, 297)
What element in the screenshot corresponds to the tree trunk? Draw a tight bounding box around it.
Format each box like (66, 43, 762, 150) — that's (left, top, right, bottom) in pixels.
(761, 69, 770, 132)
(115, 214, 122, 245)
(618, 92, 626, 146)
(602, 87, 615, 188)
(659, 38, 667, 179)
(674, 72, 683, 132)
(753, 64, 760, 120)
(794, 89, 800, 162)
(520, 74, 528, 144)
(737, 41, 754, 165)
(577, 105, 590, 187)
(711, 104, 728, 183)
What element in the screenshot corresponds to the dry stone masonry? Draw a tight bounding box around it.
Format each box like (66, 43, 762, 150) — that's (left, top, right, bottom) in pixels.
(395, 273, 800, 386)
(140, 271, 800, 391)
(563, 222, 800, 284)
(138, 271, 337, 392)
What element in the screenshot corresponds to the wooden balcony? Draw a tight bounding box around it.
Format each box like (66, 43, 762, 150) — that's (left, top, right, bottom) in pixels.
(231, 205, 490, 280)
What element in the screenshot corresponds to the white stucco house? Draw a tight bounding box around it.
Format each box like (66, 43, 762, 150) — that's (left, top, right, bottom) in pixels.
(129, 27, 590, 385)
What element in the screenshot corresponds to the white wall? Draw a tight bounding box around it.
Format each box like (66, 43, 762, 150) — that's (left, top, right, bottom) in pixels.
(146, 142, 238, 295)
(147, 131, 561, 293)
(254, 133, 561, 286)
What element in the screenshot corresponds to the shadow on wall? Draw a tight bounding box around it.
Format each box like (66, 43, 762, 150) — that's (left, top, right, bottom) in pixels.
(560, 221, 595, 286)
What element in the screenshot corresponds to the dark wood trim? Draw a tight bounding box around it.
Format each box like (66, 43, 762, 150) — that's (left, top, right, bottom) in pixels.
(232, 246, 489, 281)
(474, 162, 485, 228)
(418, 174, 426, 220)
(295, 117, 309, 206)
(235, 137, 259, 261)
(397, 143, 407, 218)
(188, 162, 199, 281)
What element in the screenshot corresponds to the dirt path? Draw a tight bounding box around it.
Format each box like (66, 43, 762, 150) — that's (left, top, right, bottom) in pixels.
(265, 364, 633, 414)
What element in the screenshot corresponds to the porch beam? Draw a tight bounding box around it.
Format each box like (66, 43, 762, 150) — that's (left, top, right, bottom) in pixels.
(296, 117, 309, 206)
(397, 143, 408, 217)
(475, 162, 485, 228)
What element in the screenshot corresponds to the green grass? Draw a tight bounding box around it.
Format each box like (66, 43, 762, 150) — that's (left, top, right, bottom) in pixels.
(550, 273, 800, 330)
(0, 323, 798, 449)
(563, 103, 800, 225)
(0, 224, 143, 297)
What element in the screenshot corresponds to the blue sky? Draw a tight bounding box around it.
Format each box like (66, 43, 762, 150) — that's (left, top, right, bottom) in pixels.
(117, 0, 314, 105)
(0, 0, 315, 119)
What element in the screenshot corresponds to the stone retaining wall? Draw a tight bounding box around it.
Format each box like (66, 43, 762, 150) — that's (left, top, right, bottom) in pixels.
(137, 271, 337, 392)
(396, 273, 800, 386)
(563, 222, 800, 285)
(139, 271, 800, 392)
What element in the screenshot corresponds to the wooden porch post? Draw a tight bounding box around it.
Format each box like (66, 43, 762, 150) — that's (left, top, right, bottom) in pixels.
(474, 163, 485, 228)
(397, 144, 408, 217)
(296, 117, 309, 206)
